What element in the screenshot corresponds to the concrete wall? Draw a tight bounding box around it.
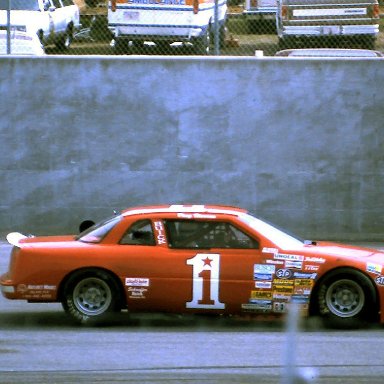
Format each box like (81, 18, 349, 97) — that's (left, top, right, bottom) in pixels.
(0, 55, 383, 240)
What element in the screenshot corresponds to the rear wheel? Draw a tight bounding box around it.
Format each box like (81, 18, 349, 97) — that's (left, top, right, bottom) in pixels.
(193, 31, 210, 55)
(315, 269, 377, 328)
(62, 269, 122, 324)
(56, 26, 73, 50)
(114, 37, 129, 54)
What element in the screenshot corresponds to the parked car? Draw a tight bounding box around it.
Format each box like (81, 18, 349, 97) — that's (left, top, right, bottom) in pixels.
(0, 29, 45, 54)
(275, 48, 384, 57)
(276, 0, 380, 50)
(2, 204, 384, 327)
(0, 0, 80, 50)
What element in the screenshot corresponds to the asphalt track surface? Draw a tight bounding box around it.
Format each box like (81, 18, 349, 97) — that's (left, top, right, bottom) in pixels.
(1, 241, 384, 384)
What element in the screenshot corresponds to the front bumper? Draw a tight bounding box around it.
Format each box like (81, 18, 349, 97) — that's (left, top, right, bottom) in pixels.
(0, 273, 16, 299)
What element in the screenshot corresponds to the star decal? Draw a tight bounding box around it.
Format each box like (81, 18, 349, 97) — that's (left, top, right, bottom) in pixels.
(203, 257, 212, 266)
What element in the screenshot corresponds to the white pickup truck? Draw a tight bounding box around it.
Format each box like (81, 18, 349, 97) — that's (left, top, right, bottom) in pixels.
(0, 0, 80, 49)
(276, 0, 380, 50)
(108, 0, 227, 54)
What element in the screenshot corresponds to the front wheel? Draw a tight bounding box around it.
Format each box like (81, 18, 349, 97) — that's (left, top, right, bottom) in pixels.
(315, 269, 377, 328)
(192, 32, 210, 55)
(56, 26, 73, 50)
(62, 270, 122, 324)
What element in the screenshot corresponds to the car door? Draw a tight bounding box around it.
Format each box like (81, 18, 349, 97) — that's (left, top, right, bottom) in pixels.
(160, 219, 267, 315)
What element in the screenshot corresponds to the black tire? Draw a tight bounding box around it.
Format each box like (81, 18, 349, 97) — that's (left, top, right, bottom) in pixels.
(114, 37, 129, 54)
(278, 36, 293, 51)
(193, 31, 210, 55)
(315, 268, 377, 328)
(62, 269, 122, 325)
(56, 26, 73, 50)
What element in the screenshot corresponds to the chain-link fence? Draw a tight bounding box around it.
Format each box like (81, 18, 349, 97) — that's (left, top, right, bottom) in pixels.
(1, 0, 383, 56)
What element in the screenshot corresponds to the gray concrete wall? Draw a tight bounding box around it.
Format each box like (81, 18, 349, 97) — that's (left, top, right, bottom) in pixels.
(0, 56, 383, 240)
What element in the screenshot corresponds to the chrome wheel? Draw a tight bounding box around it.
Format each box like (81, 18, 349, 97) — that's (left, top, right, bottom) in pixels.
(325, 279, 365, 318)
(72, 277, 112, 316)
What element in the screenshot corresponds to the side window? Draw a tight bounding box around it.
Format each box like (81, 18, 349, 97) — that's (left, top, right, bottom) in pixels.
(120, 219, 156, 246)
(164, 220, 259, 249)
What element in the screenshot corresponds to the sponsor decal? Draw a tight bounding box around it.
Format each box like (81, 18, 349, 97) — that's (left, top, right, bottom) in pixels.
(273, 293, 291, 301)
(16, 284, 28, 294)
(294, 279, 313, 295)
(254, 273, 273, 281)
(266, 259, 284, 265)
(273, 301, 288, 313)
(242, 301, 272, 312)
(273, 285, 294, 295)
(275, 254, 304, 262)
(125, 277, 150, 287)
(254, 264, 276, 274)
(284, 261, 302, 269)
(17, 284, 56, 291)
(291, 295, 310, 304)
(255, 281, 272, 289)
(273, 279, 294, 286)
(127, 287, 148, 299)
(304, 265, 319, 271)
(177, 213, 216, 219)
(262, 247, 279, 255)
(375, 276, 384, 286)
(367, 262, 382, 275)
(154, 221, 166, 245)
(304, 257, 325, 263)
(16, 284, 57, 299)
(254, 263, 275, 282)
(251, 290, 272, 300)
(276, 268, 293, 279)
(293, 272, 317, 279)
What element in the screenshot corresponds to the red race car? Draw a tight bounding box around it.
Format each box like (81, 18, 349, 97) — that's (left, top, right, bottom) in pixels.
(1, 204, 384, 327)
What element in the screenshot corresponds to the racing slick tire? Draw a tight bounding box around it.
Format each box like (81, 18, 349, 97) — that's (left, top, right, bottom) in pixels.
(62, 269, 123, 325)
(315, 268, 377, 328)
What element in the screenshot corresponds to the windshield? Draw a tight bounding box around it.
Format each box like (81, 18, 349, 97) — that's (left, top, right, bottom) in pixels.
(77, 215, 122, 243)
(0, 0, 40, 11)
(238, 212, 304, 249)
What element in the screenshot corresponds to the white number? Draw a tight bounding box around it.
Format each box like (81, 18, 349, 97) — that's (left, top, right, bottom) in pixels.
(186, 253, 225, 309)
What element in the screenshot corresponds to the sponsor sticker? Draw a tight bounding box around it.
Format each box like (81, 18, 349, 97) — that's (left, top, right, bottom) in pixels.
(375, 276, 384, 285)
(293, 272, 317, 279)
(276, 268, 293, 279)
(305, 257, 325, 263)
(125, 278, 150, 287)
(294, 279, 313, 295)
(251, 290, 272, 300)
(128, 287, 148, 299)
(254, 264, 276, 274)
(273, 301, 288, 313)
(255, 281, 272, 289)
(242, 302, 272, 312)
(367, 262, 382, 275)
(275, 254, 304, 262)
(304, 265, 319, 271)
(266, 259, 284, 265)
(262, 247, 279, 255)
(284, 261, 302, 269)
(254, 273, 273, 281)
